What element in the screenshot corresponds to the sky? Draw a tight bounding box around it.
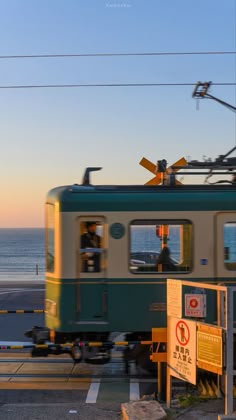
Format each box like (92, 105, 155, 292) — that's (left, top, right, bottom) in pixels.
(0, 0, 235, 227)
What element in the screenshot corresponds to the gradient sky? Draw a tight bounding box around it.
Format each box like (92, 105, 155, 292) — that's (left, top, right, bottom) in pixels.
(0, 0, 235, 227)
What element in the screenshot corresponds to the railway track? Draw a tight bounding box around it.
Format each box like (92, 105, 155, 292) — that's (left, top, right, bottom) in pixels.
(0, 351, 161, 405)
(0, 352, 156, 381)
(0, 350, 223, 406)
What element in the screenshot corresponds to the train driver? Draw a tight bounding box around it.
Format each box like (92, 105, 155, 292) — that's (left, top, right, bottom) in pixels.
(81, 222, 101, 272)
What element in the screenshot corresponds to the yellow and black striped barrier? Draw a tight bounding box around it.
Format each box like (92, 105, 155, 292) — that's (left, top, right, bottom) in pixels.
(0, 310, 45, 314)
(0, 340, 152, 350)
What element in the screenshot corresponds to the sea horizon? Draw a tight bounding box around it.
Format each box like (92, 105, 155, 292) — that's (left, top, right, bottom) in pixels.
(0, 228, 45, 282)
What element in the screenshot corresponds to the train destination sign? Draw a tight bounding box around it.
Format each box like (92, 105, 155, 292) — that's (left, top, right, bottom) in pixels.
(197, 323, 223, 374)
(167, 316, 196, 385)
(167, 279, 182, 318)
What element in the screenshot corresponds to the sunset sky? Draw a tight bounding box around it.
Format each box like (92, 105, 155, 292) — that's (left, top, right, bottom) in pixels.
(0, 0, 235, 227)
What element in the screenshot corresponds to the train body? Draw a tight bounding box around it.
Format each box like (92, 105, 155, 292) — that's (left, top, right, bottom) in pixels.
(42, 181, 236, 351)
(25, 168, 236, 366)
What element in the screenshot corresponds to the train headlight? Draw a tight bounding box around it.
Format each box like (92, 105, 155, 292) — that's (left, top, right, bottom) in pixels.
(45, 299, 57, 317)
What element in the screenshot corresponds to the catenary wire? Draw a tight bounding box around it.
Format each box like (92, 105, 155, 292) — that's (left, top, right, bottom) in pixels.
(0, 51, 235, 59)
(0, 82, 235, 90)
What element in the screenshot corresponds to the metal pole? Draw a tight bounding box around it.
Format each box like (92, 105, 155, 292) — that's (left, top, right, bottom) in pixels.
(225, 287, 234, 415)
(166, 315, 171, 408)
(205, 93, 236, 112)
(157, 362, 161, 398)
(166, 364, 171, 408)
(217, 290, 224, 397)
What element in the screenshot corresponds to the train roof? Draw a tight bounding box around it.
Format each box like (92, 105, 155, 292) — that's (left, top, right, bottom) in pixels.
(46, 183, 236, 213)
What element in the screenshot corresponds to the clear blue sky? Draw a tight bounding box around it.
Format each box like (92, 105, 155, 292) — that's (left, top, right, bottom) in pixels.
(0, 0, 235, 227)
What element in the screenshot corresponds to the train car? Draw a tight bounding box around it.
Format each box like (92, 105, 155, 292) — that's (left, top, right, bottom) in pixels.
(27, 160, 236, 368)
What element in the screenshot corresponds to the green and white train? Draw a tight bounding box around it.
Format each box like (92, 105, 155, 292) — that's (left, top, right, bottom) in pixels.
(27, 163, 236, 367)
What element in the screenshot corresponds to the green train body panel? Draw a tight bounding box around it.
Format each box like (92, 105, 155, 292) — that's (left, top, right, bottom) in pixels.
(46, 277, 168, 333)
(45, 277, 222, 333)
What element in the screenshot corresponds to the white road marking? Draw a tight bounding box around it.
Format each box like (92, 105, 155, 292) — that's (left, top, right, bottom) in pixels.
(86, 380, 101, 404)
(129, 380, 140, 401)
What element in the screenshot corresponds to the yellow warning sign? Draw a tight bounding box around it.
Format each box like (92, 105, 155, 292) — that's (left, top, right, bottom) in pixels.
(197, 324, 223, 374)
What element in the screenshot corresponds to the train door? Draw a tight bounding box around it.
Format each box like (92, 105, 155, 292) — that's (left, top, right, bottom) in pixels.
(215, 212, 236, 279)
(76, 216, 108, 322)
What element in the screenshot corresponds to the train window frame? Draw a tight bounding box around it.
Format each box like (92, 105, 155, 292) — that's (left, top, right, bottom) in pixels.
(224, 222, 236, 271)
(45, 204, 55, 273)
(78, 217, 107, 276)
(129, 219, 193, 274)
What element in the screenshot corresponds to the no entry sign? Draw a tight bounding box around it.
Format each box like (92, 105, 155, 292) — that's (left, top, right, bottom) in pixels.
(168, 316, 196, 384)
(176, 320, 190, 346)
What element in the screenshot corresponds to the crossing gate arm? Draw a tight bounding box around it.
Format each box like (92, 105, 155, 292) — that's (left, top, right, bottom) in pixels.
(150, 328, 167, 362)
(0, 310, 45, 314)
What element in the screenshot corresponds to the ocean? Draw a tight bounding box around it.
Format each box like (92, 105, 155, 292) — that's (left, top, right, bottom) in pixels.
(0, 228, 45, 282)
(131, 225, 181, 261)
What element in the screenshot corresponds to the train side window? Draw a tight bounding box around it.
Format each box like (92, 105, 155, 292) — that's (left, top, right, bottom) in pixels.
(80, 221, 104, 273)
(224, 222, 236, 271)
(129, 220, 193, 274)
(46, 204, 55, 273)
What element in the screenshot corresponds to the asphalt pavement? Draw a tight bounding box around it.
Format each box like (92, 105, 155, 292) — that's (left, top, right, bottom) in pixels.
(0, 400, 121, 420)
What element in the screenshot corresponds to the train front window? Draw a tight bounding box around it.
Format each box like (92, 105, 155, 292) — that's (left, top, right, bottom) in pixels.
(46, 204, 55, 273)
(80, 221, 104, 273)
(129, 220, 193, 274)
(224, 222, 236, 270)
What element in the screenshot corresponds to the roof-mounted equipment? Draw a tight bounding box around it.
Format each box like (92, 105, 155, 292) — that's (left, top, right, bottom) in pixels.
(82, 167, 102, 185)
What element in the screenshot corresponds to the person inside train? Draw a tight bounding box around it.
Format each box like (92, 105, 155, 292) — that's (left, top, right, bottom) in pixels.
(156, 246, 177, 272)
(81, 222, 101, 272)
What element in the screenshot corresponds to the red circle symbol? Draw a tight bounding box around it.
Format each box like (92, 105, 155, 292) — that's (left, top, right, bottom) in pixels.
(176, 320, 190, 346)
(189, 298, 198, 308)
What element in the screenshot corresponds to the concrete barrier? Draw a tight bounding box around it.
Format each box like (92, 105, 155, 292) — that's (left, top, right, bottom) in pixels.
(121, 400, 167, 420)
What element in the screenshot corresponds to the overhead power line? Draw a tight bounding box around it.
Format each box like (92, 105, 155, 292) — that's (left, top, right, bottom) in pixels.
(0, 51, 235, 59)
(0, 82, 235, 90)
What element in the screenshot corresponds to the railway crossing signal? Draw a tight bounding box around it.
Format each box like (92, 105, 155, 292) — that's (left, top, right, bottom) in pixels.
(139, 156, 187, 185)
